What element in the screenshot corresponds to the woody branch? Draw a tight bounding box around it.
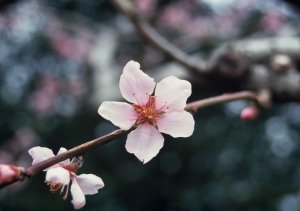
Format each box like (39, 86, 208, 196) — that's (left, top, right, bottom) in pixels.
(112, 0, 300, 103)
(0, 90, 265, 189)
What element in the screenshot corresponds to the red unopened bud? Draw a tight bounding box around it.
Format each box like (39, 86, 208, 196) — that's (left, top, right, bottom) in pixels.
(0, 164, 25, 184)
(240, 106, 259, 121)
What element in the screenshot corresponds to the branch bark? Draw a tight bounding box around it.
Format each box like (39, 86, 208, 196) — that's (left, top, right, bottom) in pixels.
(185, 91, 259, 113)
(112, 0, 300, 103)
(112, 0, 211, 77)
(0, 90, 261, 189)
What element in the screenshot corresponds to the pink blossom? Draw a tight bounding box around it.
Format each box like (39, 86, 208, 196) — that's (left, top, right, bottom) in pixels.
(0, 164, 24, 184)
(28, 146, 104, 209)
(98, 60, 194, 164)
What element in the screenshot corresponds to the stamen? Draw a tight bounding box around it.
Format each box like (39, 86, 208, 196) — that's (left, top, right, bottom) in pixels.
(60, 184, 65, 194)
(46, 179, 70, 200)
(132, 93, 141, 105)
(48, 181, 63, 193)
(133, 95, 165, 127)
(63, 182, 70, 200)
(157, 101, 168, 111)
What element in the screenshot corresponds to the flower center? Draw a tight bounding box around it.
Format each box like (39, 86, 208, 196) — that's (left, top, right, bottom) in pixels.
(46, 163, 78, 200)
(62, 163, 78, 173)
(46, 180, 70, 200)
(133, 96, 165, 127)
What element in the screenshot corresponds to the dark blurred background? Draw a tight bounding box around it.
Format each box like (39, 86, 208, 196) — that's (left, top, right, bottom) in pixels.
(1, 0, 300, 210)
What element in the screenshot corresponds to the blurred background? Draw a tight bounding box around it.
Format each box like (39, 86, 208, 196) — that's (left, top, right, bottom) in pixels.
(1, 0, 300, 210)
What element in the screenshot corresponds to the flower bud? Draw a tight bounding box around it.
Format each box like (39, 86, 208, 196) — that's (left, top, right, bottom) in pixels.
(240, 106, 259, 121)
(0, 164, 24, 184)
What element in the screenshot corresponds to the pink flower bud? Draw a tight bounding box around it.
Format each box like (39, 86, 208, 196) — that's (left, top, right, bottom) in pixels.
(0, 164, 24, 184)
(240, 106, 259, 121)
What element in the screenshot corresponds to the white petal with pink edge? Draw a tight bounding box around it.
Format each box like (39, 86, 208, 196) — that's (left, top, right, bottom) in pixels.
(57, 147, 71, 165)
(57, 147, 67, 155)
(157, 111, 194, 138)
(76, 174, 104, 195)
(71, 178, 86, 209)
(119, 60, 156, 105)
(28, 146, 55, 165)
(125, 123, 164, 164)
(155, 76, 191, 112)
(45, 167, 70, 185)
(98, 101, 137, 130)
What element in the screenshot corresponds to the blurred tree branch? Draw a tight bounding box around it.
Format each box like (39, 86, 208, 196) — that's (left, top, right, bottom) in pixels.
(112, 0, 211, 77)
(112, 0, 300, 103)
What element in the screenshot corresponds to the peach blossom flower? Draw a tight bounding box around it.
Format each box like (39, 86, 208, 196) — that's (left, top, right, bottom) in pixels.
(98, 60, 194, 163)
(28, 146, 104, 209)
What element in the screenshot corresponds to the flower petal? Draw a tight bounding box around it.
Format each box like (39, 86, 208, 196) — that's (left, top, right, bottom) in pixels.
(76, 174, 104, 195)
(98, 101, 137, 130)
(125, 124, 164, 164)
(57, 147, 67, 154)
(57, 147, 71, 165)
(28, 146, 55, 165)
(119, 60, 156, 105)
(46, 167, 70, 185)
(71, 178, 86, 209)
(155, 76, 191, 112)
(157, 111, 194, 138)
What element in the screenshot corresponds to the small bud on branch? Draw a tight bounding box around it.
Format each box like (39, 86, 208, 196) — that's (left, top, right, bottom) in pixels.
(240, 106, 259, 121)
(0, 164, 25, 185)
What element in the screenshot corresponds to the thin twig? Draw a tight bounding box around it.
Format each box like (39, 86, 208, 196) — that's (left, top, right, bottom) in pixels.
(185, 91, 258, 113)
(0, 91, 260, 189)
(0, 129, 127, 189)
(26, 129, 128, 176)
